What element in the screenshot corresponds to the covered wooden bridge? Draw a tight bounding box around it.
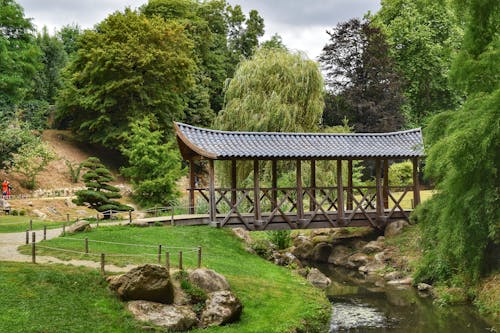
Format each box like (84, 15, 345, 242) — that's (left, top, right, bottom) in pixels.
(175, 122, 424, 231)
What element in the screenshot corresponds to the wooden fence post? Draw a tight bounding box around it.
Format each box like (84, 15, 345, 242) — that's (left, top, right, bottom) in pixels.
(100, 253, 105, 276)
(129, 210, 132, 223)
(179, 251, 183, 271)
(25, 229, 29, 244)
(31, 231, 36, 264)
(197, 246, 202, 268)
(43, 225, 47, 241)
(85, 237, 89, 254)
(96, 214, 99, 227)
(62, 223, 66, 236)
(66, 214, 70, 223)
(165, 251, 170, 273)
(158, 245, 162, 264)
(29, 219, 32, 231)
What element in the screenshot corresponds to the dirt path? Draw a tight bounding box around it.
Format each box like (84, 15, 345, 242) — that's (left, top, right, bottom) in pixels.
(0, 221, 138, 273)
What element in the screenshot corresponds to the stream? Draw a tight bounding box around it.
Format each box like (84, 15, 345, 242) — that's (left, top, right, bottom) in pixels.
(313, 264, 497, 333)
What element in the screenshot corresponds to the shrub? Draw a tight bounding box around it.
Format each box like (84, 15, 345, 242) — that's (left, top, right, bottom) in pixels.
(267, 230, 292, 250)
(250, 239, 273, 259)
(388, 160, 413, 186)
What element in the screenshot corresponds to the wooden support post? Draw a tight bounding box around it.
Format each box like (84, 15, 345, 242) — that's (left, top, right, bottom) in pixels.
(336, 160, 345, 225)
(25, 229, 29, 245)
(271, 160, 278, 210)
(127, 210, 131, 224)
(85, 237, 89, 254)
(189, 159, 195, 214)
(412, 158, 421, 207)
(197, 246, 202, 268)
(158, 245, 162, 264)
(310, 160, 316, 211)
(383, 159, 389, 209)
(29, 219, 32, 231)
(62, 223, 66, 236)
(165, 251, 170, 273)
(66, 214, 70, 223)
(96, 214, 99, 228)
(179, 251, 183, 271)
(31, 235, 36, 264)
(347, 160, 353, 210)
(231, 160, 237, 207)
(208, 159, 217, 225)
(253, 160, 263, 229)
(296, 160, 305, 227)
(100, 253, 105, 276)
(375, 159, 385, 225)
(43, 225, 47, 241)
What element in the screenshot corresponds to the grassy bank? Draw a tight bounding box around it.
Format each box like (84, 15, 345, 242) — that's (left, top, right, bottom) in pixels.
(0, 216, 117, 233)
(18, 225, 330, 333)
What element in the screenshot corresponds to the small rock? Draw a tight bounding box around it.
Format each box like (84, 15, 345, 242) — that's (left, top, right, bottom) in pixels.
(311, 235, 333, 244)
(64, 198, 76, 207)
(384, 271, 403, 281)
(27, 201, 33, 207)
(327, 245, 351, 266)
(188, 268, 230, 293)
(200, 290, 243, 328)
(417, 283, 432, 292)
(376, 236, 385, 242)
(362, 241, 384, 254)
(349, 239, 368, 250)
(67, 220, 91, 233)
(374, 251, 388, 263)
(291, 238, 314, 259)
(306, 268, 331, 289)
(32, 209, 47, 220)
(359, 262, 385, 275)
(386, 277, 413, 285)
(384, 220, 409, 238)
(347, 253, 369, 268)
(108, 264, 174, 304)
(127, 301, 198, 331)
(76, 209, 88, 216)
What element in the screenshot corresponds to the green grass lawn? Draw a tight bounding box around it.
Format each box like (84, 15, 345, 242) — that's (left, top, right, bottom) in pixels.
(0, 216, 118, 233)
(0, 262, 139, 333)
(17, 225, 330, 333)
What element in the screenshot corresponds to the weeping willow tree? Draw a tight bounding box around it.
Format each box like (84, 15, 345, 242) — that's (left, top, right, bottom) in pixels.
(214, 47, 325, 182)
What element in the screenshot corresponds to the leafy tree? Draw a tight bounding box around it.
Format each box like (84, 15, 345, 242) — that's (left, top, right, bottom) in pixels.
(319, 18, 405, 132)
(0, 0, 41, 111)
(74, 157, 132, 216)
(415, 0, 499, 285)
(11, 139, 55, 189)
(374, 0, 462, 126)
(261, 34, 287, 50)
(0, 120, 38, 167)
(56, 9, 196, 149)
(57, 24, 81, 57)
(120, 117, 185, 207)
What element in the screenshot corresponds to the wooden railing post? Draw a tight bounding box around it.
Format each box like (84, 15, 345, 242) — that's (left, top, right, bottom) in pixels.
(271, 160, 277, 210)
(189, 159, 195, 214)
(412, 158, 421, 207)
(253, 160, 263, 229)
(383, 159, 389, 209)
(231, 160, 237, 208)
(375, 159, 386, 226)
(336, 160, 345, 226)
(296, 160, 305, 227)
(208, 159, 218, 226)
(310, 160, 316, 211)
(347, 160, 353, 210)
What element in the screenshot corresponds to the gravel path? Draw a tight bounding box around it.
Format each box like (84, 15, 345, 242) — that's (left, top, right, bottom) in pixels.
(0, 221, 138, 273)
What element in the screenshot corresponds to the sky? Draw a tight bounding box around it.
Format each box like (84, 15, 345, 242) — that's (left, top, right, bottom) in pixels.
(17, 0, 381, 60)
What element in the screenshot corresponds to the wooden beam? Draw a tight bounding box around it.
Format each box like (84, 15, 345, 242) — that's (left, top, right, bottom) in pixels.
(208, 159, 217, 224)
(253, 160, 262, 229)
(231, 160, 237, 207)
(375, 159, 385, 223)
(336, 160, 345, 225)
(189, 159, 195, 214)
(310, 160, 316, 211)
(412, 158, 421, 207)
(271, 160, 277, 210)
(296, 160, 304, 225)
(383, 159, 389, 209)
(347, 160, 353, 210)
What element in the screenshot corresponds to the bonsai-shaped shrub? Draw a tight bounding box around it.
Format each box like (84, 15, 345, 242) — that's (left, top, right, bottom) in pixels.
(73, 157, 132, 218)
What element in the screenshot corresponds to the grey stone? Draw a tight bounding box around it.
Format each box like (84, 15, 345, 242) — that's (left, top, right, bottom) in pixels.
(188, 268, 230, 293)
(291, 238, 314, 259)
(386, 277, 413, 285)
(362, 241, 384, 254)
(384, 220, 409, 238)
(417, 283, 432, 292)
(384, 271, 404, 281)
(306, 268, 331, 289)
(347, 253, 369, 268)
(127, 301, 198, 331)
(200, 290, 243, 327)
(32, 209, 47, 219)
(67, 220, 91, 233)
(311, 243, 333, 263)
(349, 239, 368, 250)
(327, 245, 351, 266)
(108, 264, 174, 304)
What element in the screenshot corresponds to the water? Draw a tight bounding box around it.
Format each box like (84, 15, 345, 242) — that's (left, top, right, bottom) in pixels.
(315, 265, 497, 333)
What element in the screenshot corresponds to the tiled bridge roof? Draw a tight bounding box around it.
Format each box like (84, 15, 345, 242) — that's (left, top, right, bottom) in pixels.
(175, 122, 424, 160)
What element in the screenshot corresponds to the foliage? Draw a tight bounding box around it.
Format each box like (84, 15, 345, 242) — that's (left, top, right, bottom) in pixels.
(11, 139, 55, 189)
(374, 0, 462, 126)
(120, 117, 185, 207)
(23, 226, 331, 333)
(267, 230, 292, 250)
(414, 0, 499, 285)
(73, 157, 132, 214)
(16, 99, 51, 129)
(388, 160, 413, 186)
(320, 18, 405, 132)
(65, 159, 82, 183)
(56, 24, 81, 56)
(56, 8, 196, 149)
(0, 0, 41, 108)
(0, 120, 38, 167)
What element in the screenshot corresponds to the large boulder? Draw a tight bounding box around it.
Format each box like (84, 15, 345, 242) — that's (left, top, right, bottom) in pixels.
(67, 220, 91, 233)
(291, 237, 314, 259)
(306, 268, 331, 289)
(310, 243, 333, 263)
(384, 220, 409, 238)
(127, 301, 198, 331)
(362, 241, 384, 254)
(200, 290, 243, 327)
(346, 253, 369, 268)
(108, 264, 174, 304)
(188, 268, 230, 293)
(328, 245, 351, 266)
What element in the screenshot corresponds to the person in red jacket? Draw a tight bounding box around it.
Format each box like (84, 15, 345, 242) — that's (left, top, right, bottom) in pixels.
(2, 180, 8, 199)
